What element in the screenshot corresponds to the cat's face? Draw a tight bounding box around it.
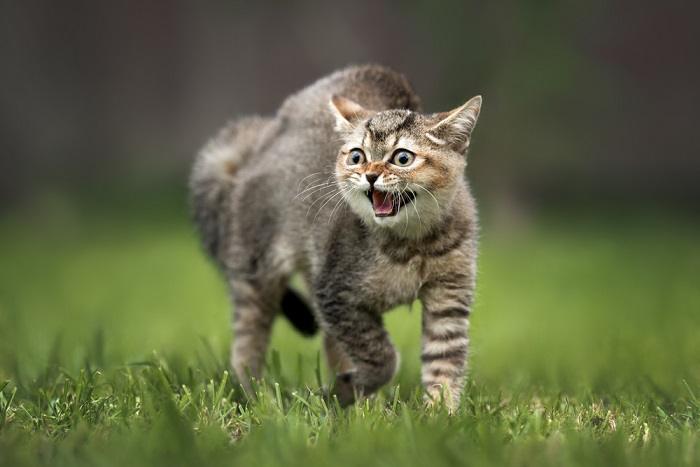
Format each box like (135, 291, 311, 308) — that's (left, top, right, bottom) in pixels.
(330, 95, 481, 237)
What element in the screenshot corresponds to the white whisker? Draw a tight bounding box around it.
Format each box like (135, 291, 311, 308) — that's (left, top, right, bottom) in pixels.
(413, 183, 440, 211)
(296, 171, 326, 190)
(327, 191, 349, 224)
(305, 187, 341, 218)
(410, 192, 424, 235)
(295, 175, 336, 199)
(400, 183, 411, 236)
(312, 185, 350, 223)
(299, 183, 338, 201)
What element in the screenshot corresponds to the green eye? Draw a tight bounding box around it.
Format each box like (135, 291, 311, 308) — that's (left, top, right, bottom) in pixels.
(392, 150, 415, 167)
(347, 149, 365, 165)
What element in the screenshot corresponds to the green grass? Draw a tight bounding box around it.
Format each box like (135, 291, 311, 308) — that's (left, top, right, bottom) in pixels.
(1, 189, 699, 466)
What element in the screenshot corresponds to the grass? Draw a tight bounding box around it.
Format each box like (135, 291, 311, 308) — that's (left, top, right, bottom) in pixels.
(1, 187, 699, 466)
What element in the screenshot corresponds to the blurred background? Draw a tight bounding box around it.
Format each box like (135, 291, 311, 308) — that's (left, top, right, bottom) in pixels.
(0, 1, 698, 395)
(2, 0, 700, 206)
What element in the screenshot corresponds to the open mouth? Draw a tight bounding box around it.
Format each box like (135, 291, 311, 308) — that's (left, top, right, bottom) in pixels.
(366, 188, 416, 217)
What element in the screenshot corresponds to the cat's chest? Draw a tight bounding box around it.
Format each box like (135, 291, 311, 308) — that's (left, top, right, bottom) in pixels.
(364, 256, 426, 310)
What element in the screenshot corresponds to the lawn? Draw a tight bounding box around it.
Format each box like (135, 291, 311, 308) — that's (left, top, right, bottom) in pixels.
(1, 187, 699, 466)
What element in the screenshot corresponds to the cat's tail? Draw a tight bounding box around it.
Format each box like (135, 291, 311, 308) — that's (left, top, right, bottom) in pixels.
(189, 117, 268, 260)
(281, 288, 319, 336)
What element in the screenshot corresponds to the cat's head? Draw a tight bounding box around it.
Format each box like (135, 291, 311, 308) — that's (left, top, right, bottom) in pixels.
(329, 95, 482, 237)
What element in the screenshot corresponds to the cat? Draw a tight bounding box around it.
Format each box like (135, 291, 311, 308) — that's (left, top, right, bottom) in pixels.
(190, 64, 482, 409)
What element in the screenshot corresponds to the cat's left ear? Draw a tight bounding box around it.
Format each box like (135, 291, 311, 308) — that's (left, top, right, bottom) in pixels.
(426, 95, 482, 154)
(329, 95, 373, 133)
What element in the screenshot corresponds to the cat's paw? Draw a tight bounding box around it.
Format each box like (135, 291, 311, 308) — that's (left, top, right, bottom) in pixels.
(423, 384, 458, 414)
(332, 370, 358, 407)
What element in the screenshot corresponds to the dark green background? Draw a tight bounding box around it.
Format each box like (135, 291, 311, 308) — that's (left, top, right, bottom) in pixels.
(2, 1, 699, 207)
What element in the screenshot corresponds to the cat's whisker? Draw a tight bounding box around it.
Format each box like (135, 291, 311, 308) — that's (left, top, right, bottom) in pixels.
(298, 183, 338, 201)
(297, 186, 334, 202)
(410, 192, 425, 235)
(305, 187, 341, 217)
(296, 171, 326, 190)
(400, 184, 411, 236)
(305, 185, 338, 204)
(297, 176, 339, 198)
(312, 186, 349, 223)
(413, 183, 441, 212)
(295, 175, 336, 199)
(302, 172, 334, 183)
(305, 182, 351, 219)
(299, 172, 333, 188)
(327, 187, 350, 224)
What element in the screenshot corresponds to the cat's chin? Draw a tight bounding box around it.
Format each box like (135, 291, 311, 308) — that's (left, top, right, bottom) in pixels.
(372, 215, 405, 228)
(367, 205, 413, 230)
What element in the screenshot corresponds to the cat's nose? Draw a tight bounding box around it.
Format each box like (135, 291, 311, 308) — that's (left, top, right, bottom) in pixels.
(365, 173, 379, 187)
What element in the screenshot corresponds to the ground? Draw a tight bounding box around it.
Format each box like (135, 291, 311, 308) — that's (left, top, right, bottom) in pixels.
(0, 186, 699, 466)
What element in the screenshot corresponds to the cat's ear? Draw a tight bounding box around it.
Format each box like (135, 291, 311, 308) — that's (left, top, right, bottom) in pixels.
(426, 95, 482, 154)
(329, 95, 373, 133)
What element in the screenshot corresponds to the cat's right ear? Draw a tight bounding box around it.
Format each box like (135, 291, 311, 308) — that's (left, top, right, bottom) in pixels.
(329, 95, 372, 133)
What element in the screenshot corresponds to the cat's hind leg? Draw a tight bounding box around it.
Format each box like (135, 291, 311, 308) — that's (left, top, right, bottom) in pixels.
(228, 278, 282, 392)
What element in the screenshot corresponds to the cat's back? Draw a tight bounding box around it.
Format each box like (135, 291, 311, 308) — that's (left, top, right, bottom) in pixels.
(277, 64, 422, 130)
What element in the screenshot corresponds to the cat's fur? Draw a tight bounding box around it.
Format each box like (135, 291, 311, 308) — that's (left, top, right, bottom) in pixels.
(190, 64, 482, 409)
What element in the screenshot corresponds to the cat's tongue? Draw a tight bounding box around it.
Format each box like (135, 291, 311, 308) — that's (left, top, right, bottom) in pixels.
(372, 190, 395, 216)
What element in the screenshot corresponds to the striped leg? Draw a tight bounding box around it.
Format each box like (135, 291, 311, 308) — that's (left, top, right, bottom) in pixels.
(229, 279, 278, 391)
(419, 282, 473, 410)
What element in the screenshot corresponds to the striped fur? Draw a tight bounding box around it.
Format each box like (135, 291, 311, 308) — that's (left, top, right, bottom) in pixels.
(190, 65, 482, 410)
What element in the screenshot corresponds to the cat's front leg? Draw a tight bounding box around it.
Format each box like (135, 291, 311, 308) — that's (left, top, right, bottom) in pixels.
(419, 278, 473, 411)
(317, 297, 398, 406)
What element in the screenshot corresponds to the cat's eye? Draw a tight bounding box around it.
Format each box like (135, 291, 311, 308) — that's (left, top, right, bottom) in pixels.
(391, 150, 415, 167)
(347, 149, 365, 166)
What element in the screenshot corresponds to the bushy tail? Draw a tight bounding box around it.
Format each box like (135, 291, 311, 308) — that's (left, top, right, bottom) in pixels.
(189, 117, 264, 260)
(281, 288, 319, 337)
(189, 117, 319, 337)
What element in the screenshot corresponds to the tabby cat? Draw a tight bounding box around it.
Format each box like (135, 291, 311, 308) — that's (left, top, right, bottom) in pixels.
(190, 65, 482, 409)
